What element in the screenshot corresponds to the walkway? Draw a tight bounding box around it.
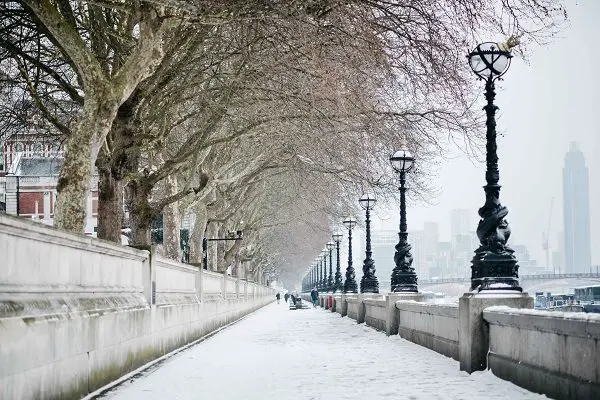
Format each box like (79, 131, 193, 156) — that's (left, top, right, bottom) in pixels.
(99, 303, 545, 400)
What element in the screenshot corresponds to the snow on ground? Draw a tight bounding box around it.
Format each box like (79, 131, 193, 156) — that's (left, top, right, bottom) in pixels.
(98, 303, 546, 400)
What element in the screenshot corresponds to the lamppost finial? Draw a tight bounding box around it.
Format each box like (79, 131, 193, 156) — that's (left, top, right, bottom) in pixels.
(498, 35, 521, 52)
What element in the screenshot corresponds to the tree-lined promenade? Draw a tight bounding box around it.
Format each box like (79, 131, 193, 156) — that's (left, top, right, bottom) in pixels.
(0, 0, 566, 283)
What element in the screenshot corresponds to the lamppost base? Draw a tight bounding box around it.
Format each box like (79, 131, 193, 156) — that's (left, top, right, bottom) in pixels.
(391, 285, 418, 293)
(360, 276, 379, 293)
(471, 247, 522, 292)
(390, 270, 418, 293)
(343, 281, 358, 294)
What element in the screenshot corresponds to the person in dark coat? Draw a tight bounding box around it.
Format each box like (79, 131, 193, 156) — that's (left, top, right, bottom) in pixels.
(310, 288, 319, 307)
(275, 292, 281, 304)
(284, 293, 290, 303)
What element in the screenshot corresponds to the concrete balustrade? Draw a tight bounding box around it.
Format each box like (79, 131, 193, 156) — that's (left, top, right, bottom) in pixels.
(306, 290, 600, 400)
(0, 214, 275, 400)
(484, 306, 600, 400)
(345, 296, 360, 320)
(396, 301, 459, 360)
(363, 298, 387, 331)
(154, 256, 198, 305)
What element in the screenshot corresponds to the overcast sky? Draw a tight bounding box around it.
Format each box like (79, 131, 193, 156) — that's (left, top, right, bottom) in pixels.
(372, 0, 600, 267)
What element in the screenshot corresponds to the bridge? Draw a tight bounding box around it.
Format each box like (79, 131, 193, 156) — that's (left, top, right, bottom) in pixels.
(419, 273, 600, 286)
(1, 214, 599, 400)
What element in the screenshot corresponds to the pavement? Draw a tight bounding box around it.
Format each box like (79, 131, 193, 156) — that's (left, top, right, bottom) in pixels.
(98, 301, 547, 400)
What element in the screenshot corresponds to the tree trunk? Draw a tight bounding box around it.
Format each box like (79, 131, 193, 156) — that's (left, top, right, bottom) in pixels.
(162, 174, 181, 260)
(126, 180, 153, 247)
(223, 239, 242, 269)
(95, 97, 138, 242)
(189, 202, 208, 263)
(96, 167, 123, 243)
(231, 254, 242, 277)
(216, 225, 228, 272)
(55, 97, 119, 232)
(206, 222, 219, 271)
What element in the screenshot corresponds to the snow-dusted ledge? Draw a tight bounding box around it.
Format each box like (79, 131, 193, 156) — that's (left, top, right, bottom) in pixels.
(0, 214, 275, 400)
(483, 306, 600, 399)
(310, 291, 600, 399)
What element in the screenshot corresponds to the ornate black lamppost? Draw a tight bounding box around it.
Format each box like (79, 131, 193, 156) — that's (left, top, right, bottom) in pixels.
(390, 141, 418, 292)
(332, 231, 344, 292)
(359, 193, 379, 293)
(342, 216, 358, 293)
(326, 241, 335, 292)
(467, 38, 521, 292)
(315, 257, 322, 291)
(321, 248, 328, 290)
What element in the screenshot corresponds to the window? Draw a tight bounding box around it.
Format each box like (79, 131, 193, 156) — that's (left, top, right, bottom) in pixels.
(52, 142, 61, 153)
(0, 145, 3, 171)
(33, 143, 43, 156)
(14, 143, 23, 153)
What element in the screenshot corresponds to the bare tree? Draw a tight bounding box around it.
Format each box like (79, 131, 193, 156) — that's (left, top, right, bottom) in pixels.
(1, 0, 566, 283)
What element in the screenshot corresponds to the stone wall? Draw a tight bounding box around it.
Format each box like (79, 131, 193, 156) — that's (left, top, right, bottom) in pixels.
(484, 306, 600, 399)
(346, 296, 360, 320)
(306, 290, 599, 400)
(363, 298, 387, 331)
(396, 301, 459, 360)
(0, 214, 274, 400)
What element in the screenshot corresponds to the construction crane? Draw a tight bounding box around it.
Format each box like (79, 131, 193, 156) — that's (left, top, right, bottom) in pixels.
(542, 197, 554, 273)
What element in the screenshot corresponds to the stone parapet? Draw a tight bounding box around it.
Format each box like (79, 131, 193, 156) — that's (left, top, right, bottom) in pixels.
(0, 214, 275, 400)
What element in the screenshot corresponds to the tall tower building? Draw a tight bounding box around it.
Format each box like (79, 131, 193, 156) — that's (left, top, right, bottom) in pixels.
(450, 209, 471, 238)
(563, 142, 591, 273)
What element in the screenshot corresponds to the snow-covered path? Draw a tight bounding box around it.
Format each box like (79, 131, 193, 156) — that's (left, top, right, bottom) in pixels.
(99, 302, 545, 400)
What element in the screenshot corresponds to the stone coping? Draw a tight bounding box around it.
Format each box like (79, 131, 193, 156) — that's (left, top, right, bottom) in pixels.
(155, 257, 199, 273)
(483, 306, 600, 338)
(396, 301, 459, 318)
(0, 214, 148, 260)
(363, 298, 386, 307)
(203, 270, 226, 278)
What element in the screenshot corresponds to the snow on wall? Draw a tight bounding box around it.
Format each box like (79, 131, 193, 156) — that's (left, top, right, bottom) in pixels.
(0, 214, 275, 400)
(483, 305, 600, 399)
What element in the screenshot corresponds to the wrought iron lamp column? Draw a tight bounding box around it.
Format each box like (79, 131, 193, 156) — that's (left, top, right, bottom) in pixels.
(467, 40, 522, 292)
(321, 254, 327, 291)
(321, 248, 328, 290)
(327, 241, 335, 292)
(343, 217, 358, 293)
(332, 231, 344, 292)
(315, 258, 322, 291)
(359, 194, 379, 293)
(390, 145, 418, 292)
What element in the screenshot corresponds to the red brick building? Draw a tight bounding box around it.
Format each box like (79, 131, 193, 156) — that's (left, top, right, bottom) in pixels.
(0, 137, 98, 234)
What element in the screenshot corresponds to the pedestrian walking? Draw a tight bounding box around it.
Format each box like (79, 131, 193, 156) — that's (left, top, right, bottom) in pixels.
(276, 292, 281, 304)
(284, 293, 290, 303)
(310, 287, 319, 308)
